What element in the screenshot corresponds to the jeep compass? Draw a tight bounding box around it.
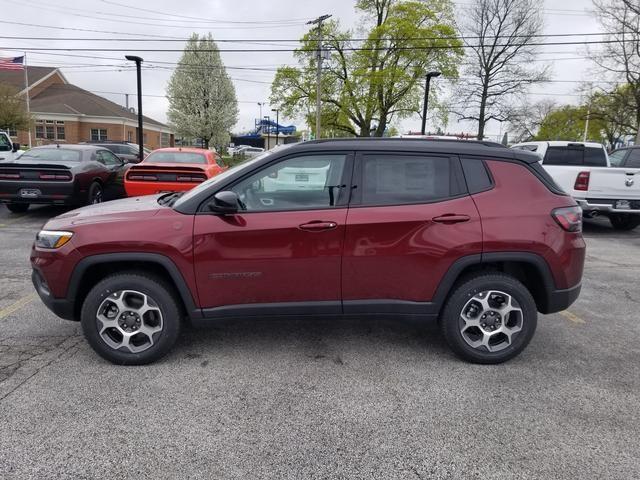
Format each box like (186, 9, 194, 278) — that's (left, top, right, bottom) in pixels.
(30, 139, 585, 365)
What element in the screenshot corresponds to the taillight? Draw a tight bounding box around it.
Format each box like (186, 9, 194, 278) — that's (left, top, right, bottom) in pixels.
(574, 171, 590, 191)
(0, 172, 20, 179)
(552, 206, 583, 232)
(39, 173, 71, 181)
(176, 175, 206, 182)
(128, 174, 158, 181)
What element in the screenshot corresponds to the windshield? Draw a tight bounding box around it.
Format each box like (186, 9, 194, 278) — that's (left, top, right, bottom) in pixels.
(172, 150, 276, 208)
(19, 148, 81, 162)
(146, 151, 207, 165)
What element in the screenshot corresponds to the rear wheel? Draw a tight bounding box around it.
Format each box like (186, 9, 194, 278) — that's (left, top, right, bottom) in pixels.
(6, 203, 29, 213)
(440, 273, 537, 364)
(81, 273, 182, 365)
(609, 213, 640, 231)
(87, 182, 103, 205)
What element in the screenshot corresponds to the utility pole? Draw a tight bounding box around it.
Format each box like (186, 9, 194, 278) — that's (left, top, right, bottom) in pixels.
(307, 14, 331, 140)
(583, 107, 590, 142)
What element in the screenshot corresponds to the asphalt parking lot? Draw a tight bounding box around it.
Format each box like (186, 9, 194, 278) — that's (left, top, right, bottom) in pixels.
(0, 205, 638, 480)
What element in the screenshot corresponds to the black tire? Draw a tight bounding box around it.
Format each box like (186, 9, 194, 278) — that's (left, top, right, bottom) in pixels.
(6, 203, 29, 213)
(87, 182, 103, 205)
(440, 273, 537, 364)
(81, 273, 182, 365)
(609, 213, 640, 231)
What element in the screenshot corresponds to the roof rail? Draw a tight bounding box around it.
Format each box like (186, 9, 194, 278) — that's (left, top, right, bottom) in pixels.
(304, 137, 507, 148)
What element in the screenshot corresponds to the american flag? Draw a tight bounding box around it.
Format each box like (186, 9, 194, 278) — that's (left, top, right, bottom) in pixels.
(0, 56, 25, 70)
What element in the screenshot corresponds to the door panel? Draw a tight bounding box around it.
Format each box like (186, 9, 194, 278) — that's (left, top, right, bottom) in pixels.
(342, 197, 482, 306)
(342, 152, 481, 311)
(193, 209, 347, 310)
(193, 152, 353, 313)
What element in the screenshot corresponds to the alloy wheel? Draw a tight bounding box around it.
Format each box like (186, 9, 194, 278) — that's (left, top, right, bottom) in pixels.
(459, 290, 523, 352)
(96, 290, 163, 353)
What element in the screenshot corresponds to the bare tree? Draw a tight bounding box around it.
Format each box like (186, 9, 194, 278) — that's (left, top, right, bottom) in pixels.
(453, 0, 548, 139)
(507, 99, 556, 142)
(592, 0, 640, 142)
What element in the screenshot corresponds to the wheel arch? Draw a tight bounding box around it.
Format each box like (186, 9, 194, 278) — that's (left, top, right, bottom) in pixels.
(67, 253, 200, 321)
(433, 252, 558, 315)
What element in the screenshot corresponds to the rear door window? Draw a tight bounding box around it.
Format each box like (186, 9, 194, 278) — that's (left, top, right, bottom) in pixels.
(356, 154, 465, 206)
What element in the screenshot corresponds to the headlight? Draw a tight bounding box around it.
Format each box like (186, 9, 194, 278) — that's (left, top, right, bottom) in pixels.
(35, 230, 74, 249)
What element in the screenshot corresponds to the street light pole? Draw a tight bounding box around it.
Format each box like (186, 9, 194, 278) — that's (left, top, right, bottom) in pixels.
(125, 55, 144, 161)
(307, 14, 331, 140)
(264, 115, 270, 150)
(420, 71, 441, 136)
(257, 102, 263, 127)
(271, 108, 279, 147)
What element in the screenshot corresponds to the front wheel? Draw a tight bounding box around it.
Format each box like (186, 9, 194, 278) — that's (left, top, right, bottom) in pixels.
(81, 273, 182, 365)
(6, 203, 29, 213)
(440, 273, 537, 364)
(609, 213, 640, 231)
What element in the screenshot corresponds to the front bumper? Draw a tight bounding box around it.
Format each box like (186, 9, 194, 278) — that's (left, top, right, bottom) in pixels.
(576, 198, 640, 214)
(31, 269, 76, 321)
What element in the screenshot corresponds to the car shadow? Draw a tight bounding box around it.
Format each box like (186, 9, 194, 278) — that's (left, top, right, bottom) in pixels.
(176, 315, 450, 361)
(582, 216, 640, 237)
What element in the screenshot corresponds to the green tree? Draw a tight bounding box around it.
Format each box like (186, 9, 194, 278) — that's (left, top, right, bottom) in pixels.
(588, 85, 637, 146)
(270, 0, 462, 137)
(0, 83, 32, 133)
(536, 105, 604, 142)
(167, 33, 238, 149)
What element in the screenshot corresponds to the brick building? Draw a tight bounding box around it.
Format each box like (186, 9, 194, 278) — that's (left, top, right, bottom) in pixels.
(1, 66, 174, 149)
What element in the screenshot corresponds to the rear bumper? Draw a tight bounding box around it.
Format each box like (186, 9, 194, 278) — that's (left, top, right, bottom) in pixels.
(576, 198, 640, 214)
(31, 269, 76, 320)
(124, 181, 197, 197)
(544, 282, 582, 314)
(0, 180, 82, 205)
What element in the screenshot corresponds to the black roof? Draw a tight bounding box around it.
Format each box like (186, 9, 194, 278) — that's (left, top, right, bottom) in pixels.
(284, 138, 540, 164)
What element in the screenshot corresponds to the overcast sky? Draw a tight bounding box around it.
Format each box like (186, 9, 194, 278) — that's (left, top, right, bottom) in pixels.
(2, 0, 602, 140)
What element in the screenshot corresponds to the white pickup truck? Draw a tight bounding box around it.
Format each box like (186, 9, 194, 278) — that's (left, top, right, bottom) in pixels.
(0, 131, 22, 162)
(511, 141, 640, 230)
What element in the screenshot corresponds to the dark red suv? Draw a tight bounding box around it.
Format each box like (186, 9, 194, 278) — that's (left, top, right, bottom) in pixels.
(30, 139, 585, 365)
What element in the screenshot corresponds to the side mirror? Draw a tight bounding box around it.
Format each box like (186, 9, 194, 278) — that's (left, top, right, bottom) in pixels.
(12, 142, 20, 153)
(208, 191, 239, 214)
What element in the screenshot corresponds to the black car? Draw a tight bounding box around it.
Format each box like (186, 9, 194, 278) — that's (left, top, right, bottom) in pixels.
(609, 146, 640, 168)
(0, 145, 129, 213)
(83, 141, 149, 164)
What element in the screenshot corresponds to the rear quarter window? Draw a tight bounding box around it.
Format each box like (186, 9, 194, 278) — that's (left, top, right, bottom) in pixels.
(461, 158, 493, 193)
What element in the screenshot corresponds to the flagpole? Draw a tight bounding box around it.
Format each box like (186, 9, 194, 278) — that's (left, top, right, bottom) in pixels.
(23, 52, 32, 148)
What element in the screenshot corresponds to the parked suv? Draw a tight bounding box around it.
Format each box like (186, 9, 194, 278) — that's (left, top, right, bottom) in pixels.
(31, 139, 585, 365)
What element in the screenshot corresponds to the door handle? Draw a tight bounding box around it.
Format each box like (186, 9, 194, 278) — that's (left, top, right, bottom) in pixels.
(432, 214, 471, 224)
(299, 221, 338, 231)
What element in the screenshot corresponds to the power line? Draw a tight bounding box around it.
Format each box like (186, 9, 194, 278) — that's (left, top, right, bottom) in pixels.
(3, 39, 633, 53)
(0, 31, 626, 42)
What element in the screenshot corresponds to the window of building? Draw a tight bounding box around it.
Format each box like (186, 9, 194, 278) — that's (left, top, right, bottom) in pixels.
(127, 131, 132, 142)
(91, 129, 108, 141)
(56, 126, 65, 140)
(6, 127, 17, 137)
(46, 126, 55, 140)
(45, 120, 55, 124)
(35, 125, 44, 138)
(161, 132, 170, 147)
(143, 133, 148, 144)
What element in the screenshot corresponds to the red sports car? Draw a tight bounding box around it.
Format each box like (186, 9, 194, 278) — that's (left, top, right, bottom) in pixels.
(124, 147, 227, 197)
